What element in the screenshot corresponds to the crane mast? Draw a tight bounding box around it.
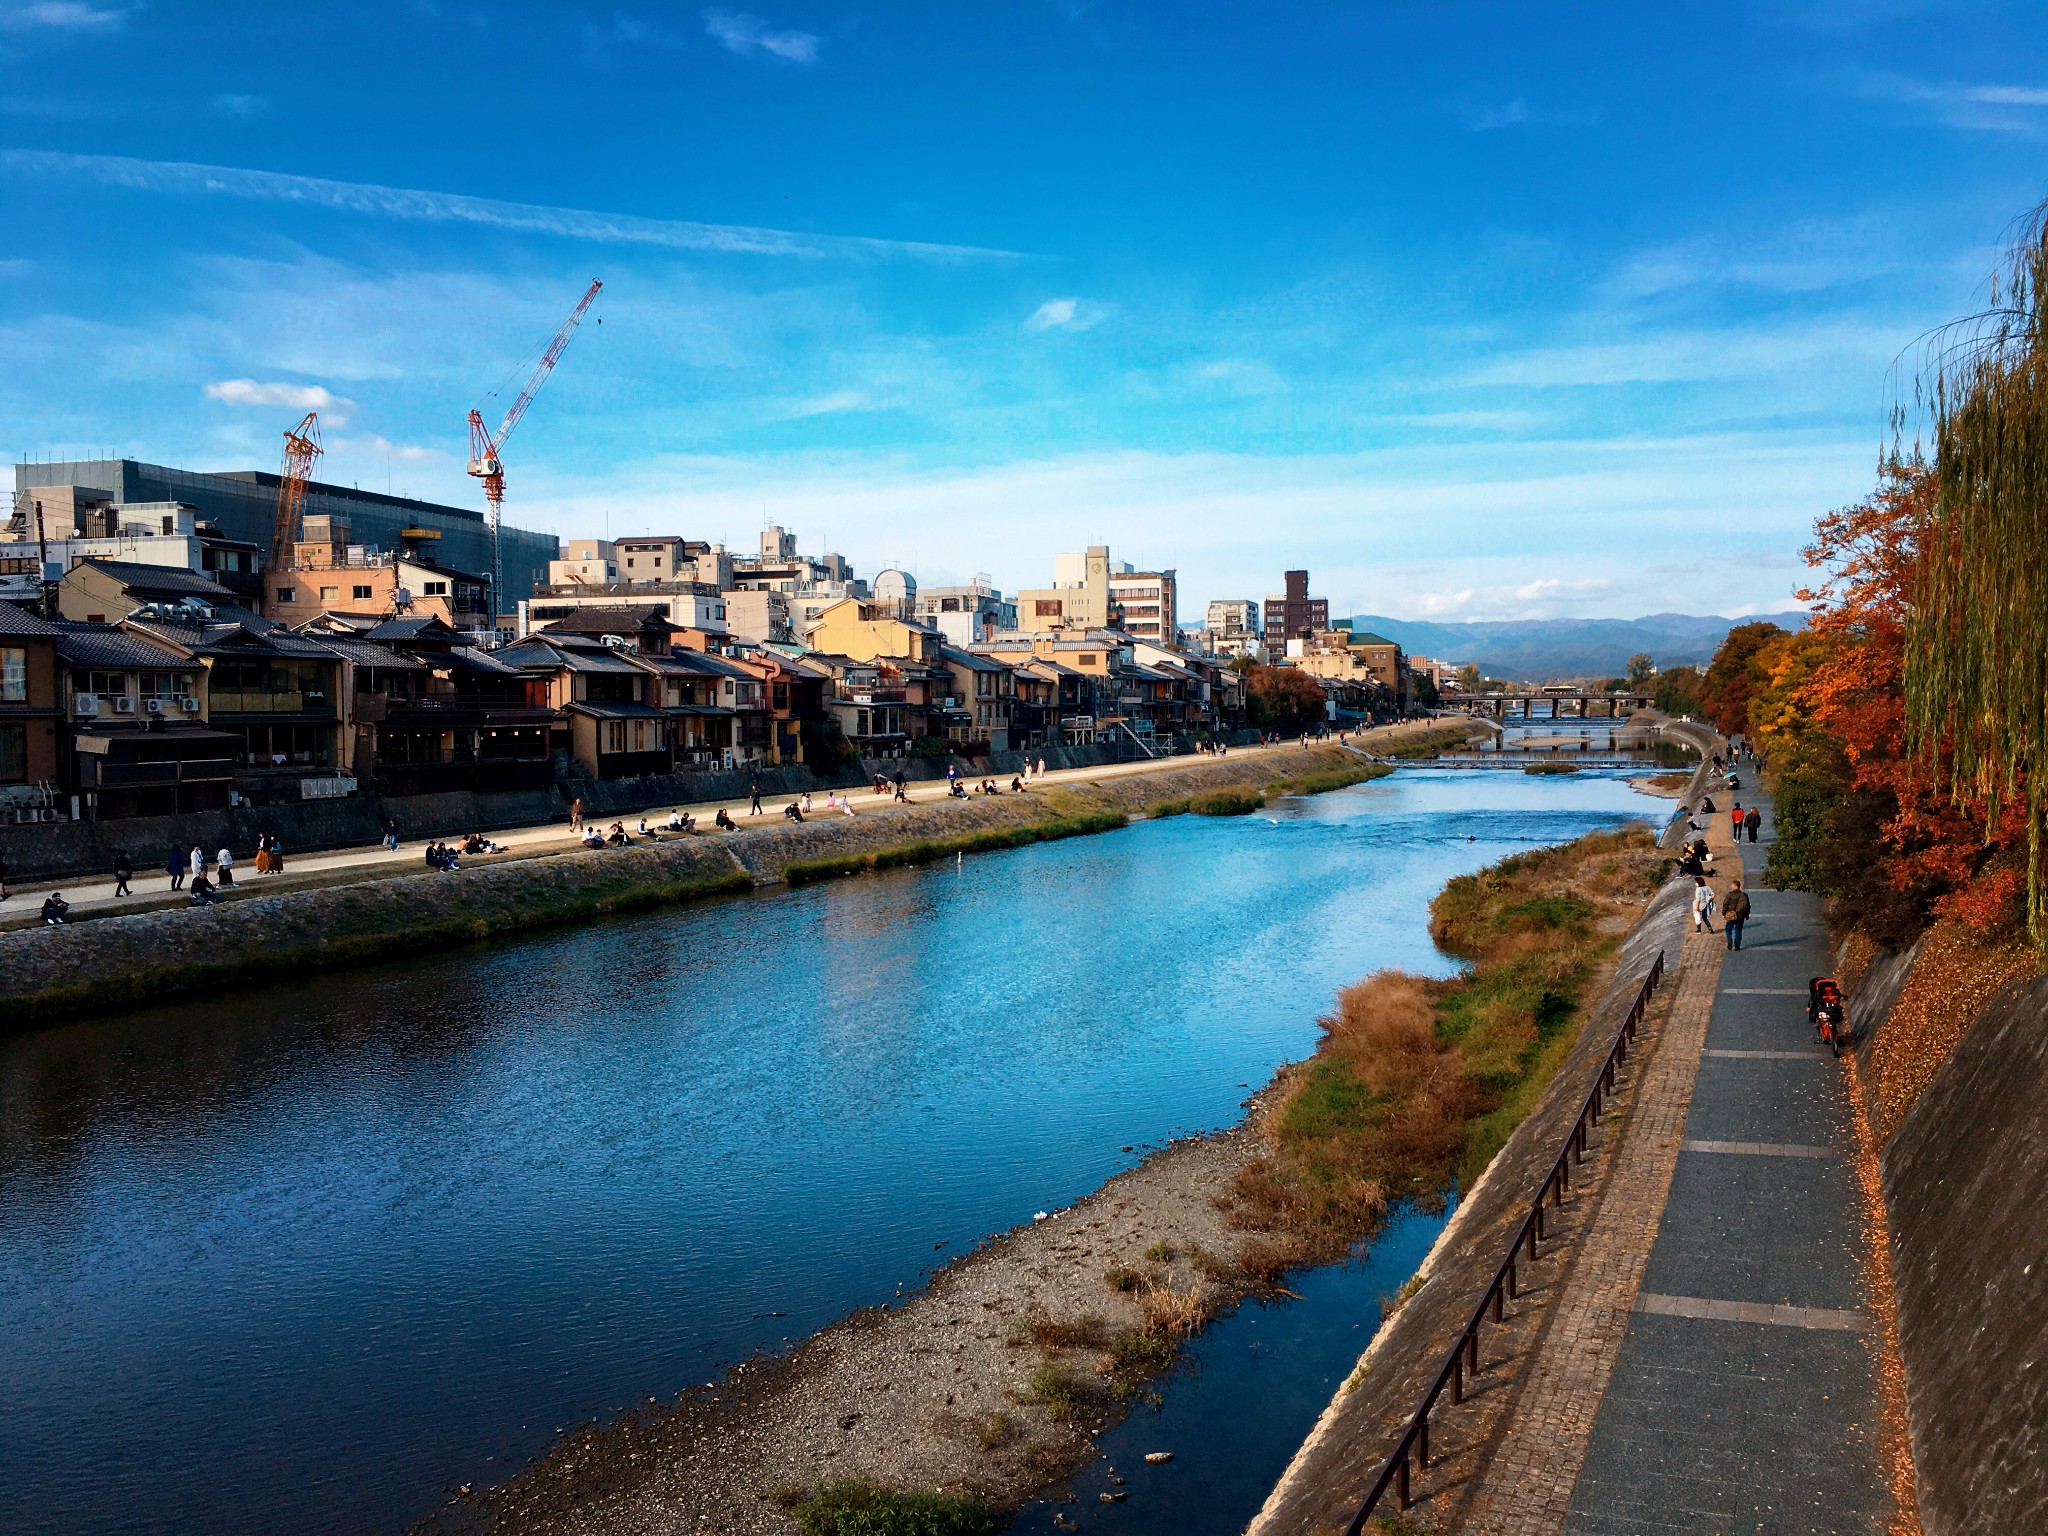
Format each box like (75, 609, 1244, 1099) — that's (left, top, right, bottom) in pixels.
(467, 278, 602, 637)
(270, 412, 324, 574)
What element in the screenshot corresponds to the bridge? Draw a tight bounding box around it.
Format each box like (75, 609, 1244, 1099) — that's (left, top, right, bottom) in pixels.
(1445, 692, 1652, 719)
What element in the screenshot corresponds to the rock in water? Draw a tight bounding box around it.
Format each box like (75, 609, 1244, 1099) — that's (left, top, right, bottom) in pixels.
(1144, 1450, 1173, 1464)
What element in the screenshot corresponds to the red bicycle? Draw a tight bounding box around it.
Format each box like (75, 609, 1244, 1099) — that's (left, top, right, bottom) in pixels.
(1808, 977, 1847, 1057)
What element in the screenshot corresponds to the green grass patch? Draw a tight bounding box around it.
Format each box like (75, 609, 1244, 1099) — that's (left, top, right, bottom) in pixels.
(1153, 784, 1267, 818)
(1105, 1327, 1177, 1374)
(1524, 762, 1581, 775)
(772, 1477, 999, 1536)
(781, 808, 1128, 884)
(1270, 761, 1394, 797)
(1024, 1361, 1090, 1420)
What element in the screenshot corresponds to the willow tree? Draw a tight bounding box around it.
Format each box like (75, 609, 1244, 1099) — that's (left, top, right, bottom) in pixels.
(1905, 198, 2048, 945)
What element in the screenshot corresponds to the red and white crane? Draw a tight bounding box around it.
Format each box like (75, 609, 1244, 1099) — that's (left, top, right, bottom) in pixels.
(467, 278, 602, 631)
(270, 411, 324, 573)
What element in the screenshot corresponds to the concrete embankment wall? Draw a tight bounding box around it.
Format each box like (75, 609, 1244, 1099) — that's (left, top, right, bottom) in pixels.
(1863, 962, 2048, 1535)
(0, 745, 1363, 1031)
(0, 738, 1221, 886)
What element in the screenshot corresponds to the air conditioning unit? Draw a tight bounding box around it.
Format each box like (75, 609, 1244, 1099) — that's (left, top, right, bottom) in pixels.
(74, 693, 99, 716)
(145, 698, 164, 714)
(112, 696, 135, 714)
(180, 696, 201, 712)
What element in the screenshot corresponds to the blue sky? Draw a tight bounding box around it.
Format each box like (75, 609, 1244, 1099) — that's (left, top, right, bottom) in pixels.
(2, 1, 2044, 621)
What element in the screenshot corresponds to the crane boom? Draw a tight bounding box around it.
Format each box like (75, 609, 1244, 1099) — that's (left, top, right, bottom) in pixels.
(270, 412, 323, 573)
(466, 278, 602, 638)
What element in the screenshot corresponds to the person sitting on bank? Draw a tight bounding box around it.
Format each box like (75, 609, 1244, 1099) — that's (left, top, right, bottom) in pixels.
(715, 807, 736, 830)
(637, 817, 655, 838)
(41, 891, 70, 925)
(606, 822, 630, 846)
(188, 875, 220, 906)
(783, 800, 805, 822)
(668, 809, 685, 831)
(950, 780, 968, 799)
(1011, 775, 1025, 793)
(581, 828, 606, 849)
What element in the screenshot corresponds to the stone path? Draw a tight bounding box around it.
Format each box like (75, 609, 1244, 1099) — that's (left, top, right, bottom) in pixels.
(1447, 773, 1895, 1536)
(2, 723, 1453, 922)
(1559, 778, 1892, 1535)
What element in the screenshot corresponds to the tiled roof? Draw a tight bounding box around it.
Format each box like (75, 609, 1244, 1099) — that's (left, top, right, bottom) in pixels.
(73, 560, 235, 598)
(0, 601, 60, 637)
(565, 700, 666, 720)
(54, 624, 192, 670)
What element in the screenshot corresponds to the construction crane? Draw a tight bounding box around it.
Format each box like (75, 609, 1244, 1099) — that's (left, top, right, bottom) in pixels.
(270, 411, 324, 573)
(467, 278, 602, 633)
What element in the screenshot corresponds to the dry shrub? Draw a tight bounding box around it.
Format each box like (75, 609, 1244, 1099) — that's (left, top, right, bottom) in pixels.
(1137, 1280, 1209, 1340)
(1231, 827, 1648, 1265)
(1025, 1313, 1107, 1352)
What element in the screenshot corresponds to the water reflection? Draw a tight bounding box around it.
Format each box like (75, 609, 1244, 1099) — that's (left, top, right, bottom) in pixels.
(0, 769, 1663, 1536)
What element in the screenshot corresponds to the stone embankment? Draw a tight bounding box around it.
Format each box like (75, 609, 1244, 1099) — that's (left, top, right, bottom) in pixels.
(1247, 717, 1712, 1535)
(0, 743, 1418, 1030)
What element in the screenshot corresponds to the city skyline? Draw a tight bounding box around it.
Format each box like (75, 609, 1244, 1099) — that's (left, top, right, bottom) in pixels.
(5, 2, 2046, 618)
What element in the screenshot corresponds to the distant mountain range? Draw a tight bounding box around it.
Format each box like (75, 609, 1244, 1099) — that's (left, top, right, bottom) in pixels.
(1344, 612, 1810, 683)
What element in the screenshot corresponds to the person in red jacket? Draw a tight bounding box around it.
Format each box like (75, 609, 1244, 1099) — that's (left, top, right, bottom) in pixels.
(1731, 801, 1746, 839)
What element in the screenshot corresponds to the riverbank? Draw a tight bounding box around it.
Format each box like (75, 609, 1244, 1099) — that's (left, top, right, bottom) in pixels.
(0, 732, 1473, 1031)
(427, 819, 1668, 1536)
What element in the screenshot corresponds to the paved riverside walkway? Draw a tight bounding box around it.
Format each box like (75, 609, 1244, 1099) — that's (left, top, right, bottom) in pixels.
(0, 723, 1453, 924)
(1445, 773, 1893, 1536)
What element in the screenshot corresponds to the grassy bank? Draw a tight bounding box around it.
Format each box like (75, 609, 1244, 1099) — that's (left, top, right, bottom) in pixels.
(1226, 826, 1662, 1280)
(1145, 784, 1267, 818)
(781, 797, 1129, 884)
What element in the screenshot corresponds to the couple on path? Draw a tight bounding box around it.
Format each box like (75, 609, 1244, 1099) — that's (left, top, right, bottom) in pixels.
(1691, 874, 1752, 950)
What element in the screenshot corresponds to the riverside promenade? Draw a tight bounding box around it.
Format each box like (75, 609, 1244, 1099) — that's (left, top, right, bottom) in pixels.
(1450, 777, 1896, 1534)
(0, 724, 1449, 929)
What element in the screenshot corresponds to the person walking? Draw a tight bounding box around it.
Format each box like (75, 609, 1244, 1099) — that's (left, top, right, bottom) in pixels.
(1691, 875, 1716, 935)
(570, 797, 585, 835)
(1745, 805, 1762, 843)
(0, 853, 8, 901)
(189, 844, 206, 886)
(216, 845, 235, 888)
(1723, 880, 1751, 951)
(1730, 801, 1746, 840)
(267, 833, 285, 875)
(113, 850, 133, 897)
(748, 777, 763, 816)
(167, 846, 187, 891)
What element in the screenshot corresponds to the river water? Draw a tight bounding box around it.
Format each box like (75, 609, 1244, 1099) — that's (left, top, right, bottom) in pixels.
(0, 765, 1666, 1535)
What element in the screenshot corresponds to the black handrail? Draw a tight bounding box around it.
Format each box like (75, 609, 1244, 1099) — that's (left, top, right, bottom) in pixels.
(1343, 947, 1668, 1534)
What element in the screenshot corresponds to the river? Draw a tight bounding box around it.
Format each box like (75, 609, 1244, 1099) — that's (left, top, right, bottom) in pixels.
(0, 764, 1667, 1535)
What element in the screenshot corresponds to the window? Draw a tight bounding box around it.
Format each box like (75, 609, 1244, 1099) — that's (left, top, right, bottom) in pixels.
(422, 581, 448, 597)
(1035, 599, 1063, 617)
(353, 584, 373, 600)
(0, 649, 24, 703)
(625, 557, 636, 569)
(141, 673, 191, 699)
(86, 670, 127, 699)
(1079, 654, 1098, 666)
(606, 720, 627, 752)
(319, 586, 339, 601)
(276, 588, 296, 604)
(0, 724, 24, 783)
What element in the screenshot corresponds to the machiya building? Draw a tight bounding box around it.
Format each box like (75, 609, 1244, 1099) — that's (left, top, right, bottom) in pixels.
(14, 459, 558, 611)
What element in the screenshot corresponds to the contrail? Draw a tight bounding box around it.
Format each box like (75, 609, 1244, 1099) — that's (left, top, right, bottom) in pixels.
(0, 149, 1029, 263)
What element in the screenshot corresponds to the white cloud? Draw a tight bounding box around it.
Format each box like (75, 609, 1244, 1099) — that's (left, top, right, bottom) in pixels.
(702, 8, 821, 64)
(205, 379, 355, 426)
(0, 2, 128, 31)
(0, 149, 1024, 264)
(1024, 297, 1107, 332)
(211, 93, 268, 116)
(784, 388, 876, 418)
(1838, 69, 2048, 133)
(1460, 96, 1599, 132)
(339, 434, 441, 462)
(0, 257, 31, 277)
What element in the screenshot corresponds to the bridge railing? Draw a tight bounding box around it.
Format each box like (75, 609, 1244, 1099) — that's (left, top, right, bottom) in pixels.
(1341, 948, 1668, 1534)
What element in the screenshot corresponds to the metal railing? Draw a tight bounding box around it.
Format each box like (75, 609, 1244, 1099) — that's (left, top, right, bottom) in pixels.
(1344, 948, 1668, 1533)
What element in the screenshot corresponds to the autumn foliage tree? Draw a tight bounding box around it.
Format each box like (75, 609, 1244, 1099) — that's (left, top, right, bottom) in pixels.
(1241, 663, 1330, 734)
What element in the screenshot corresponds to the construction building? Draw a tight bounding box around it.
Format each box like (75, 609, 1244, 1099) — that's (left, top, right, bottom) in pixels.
(14, 459, 558, 608)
